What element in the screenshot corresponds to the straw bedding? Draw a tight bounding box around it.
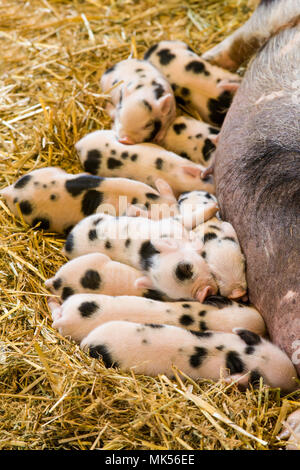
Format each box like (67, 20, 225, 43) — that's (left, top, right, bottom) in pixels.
(0, 0, 299, 450)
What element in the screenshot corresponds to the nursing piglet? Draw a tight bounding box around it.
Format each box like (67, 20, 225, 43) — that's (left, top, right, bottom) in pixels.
(81, 322, 297, 393)
(48, 293, 265, 342)
(101, 58, 176, 144)
(45, 253, 167, 301)
(75, 129, 215, 197)
(0, 167, 176, 233)
(161, 116, 219, 166)
(144, 40, 241, 126)
(62, 213, 218, 302)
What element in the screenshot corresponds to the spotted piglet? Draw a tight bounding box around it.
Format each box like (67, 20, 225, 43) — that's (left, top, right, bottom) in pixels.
(144, 40, 241, 126)
(48, 293, 265, 343)
(76, 129, 215, 197)
(80, 321, 297, 392)
(193, 214, 247, 300)
(45, 253, 167, 301)
(0, 167, 177, 234)
(100, 58, 176, 144)
(161, 116, 219, 166)
(62, 213, 218, 303)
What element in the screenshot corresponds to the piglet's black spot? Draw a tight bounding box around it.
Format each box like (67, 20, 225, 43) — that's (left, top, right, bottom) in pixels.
(125, 238, 131, 248)
(202, 138, 216, 162)
(179, 314, 194, 326)
(226, 351, 245, 374)
(146, 192, 159, 200)
(65, 175, 102, 197)
(80, 270, 101, 290)
(78, 301, 99, 318)
(180, 152, 190, 160)
(62, 286, 75, 300)
(107, 157, 123, 170)
(155, 157, 163, 170)
(199, 321, 208, 331)
(143, 100, 152, 111)
(175, 262, 193, 281)
(65, 233, 74, 253)
(32, 217, 50, 230)
(189, 330, 212, 338)
(139, 241, 159, 271)
(236, 329, 262, 346)
(145, 323, 164, 328)
(152, 81, 165, 100)
(88, 229, 97, 241)
(20, 200, 33, 215)
(121, 151, 129, 159)
(185, 60, 207, 74)
(223, 236, 236, 243)
(81, 190, 103, 216)
(209, 127, 219, 134)
(173, 122, 187, 135)
(146, 119, 162, 142)
(208, 91, 232, 126)
(143, 289, 165, 301)
(103, 65, 116, 75)
(105, 240, 112, 249)
(130, 154, 138, 162)
(52, 278, 62, 291)
(143, 43, 158, 60)
(189, 346, 207, 368)
(203, 295, 233, 309)
(14, 174, 32, 189)
(157, 48, 176, 66)
(88, 344, 117, 368)
(249, 369, 263, 388)
(83, 149, 102, 175)
(203, 232, 217, 243)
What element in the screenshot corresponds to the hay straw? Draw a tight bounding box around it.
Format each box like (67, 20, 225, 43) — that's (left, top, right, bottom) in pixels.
(0, 0, 299, 450)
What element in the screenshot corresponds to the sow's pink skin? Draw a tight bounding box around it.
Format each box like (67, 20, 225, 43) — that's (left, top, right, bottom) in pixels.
(79, 321, 297, 393)
(0, 167, 177, 233)
(48, 293, 265, 343)
(75, 129, 215, 197)
(100, 58, 176, 145)
(144, 40, 241, 127)
(62, 213, 218, 303)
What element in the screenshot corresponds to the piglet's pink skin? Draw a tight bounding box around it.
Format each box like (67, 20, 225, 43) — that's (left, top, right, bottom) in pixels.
(75, 129, 215, 197)
(144, 40, 241, 127)
(161, 116, 219, 167)
(0, 167, 176, 233)
(100, 58, 176, 145)
(62, 214, 218, 303)
(49, 292, 265, 343)
(45, 252, 167, 301)
(80, 321, 297, 393)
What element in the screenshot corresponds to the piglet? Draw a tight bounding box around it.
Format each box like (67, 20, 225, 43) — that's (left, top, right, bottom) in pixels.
(0, 167, 177, 233)
(48, 293, 265, 343)
(80, 321, 297, 393)
(62, 213, 218, 303)
(161, 116, 219, 166)
(75, 130, 215, 197)
(193, 216, 247, 300)
(45, 252, 167, 301)
(101, 58, 176, 144)
(144, 40, 241, 126)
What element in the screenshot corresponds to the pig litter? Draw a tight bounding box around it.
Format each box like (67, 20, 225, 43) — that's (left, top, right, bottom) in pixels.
(0, 0, 298, 451)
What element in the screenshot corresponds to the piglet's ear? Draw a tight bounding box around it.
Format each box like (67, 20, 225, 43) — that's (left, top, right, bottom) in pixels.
(217, 79, 241, 92)
(152, 238, 179, 253)
(182, 166, 202, 179)
(155, 178, 177, 202)
(157, 93, 173, 115)
(135, 276, 154, 290)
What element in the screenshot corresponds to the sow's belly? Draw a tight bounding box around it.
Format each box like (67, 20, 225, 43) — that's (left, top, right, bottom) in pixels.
(213, 28, 300, 375)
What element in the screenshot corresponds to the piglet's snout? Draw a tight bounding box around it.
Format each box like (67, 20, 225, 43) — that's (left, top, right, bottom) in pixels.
(118, 136, 135, 145)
